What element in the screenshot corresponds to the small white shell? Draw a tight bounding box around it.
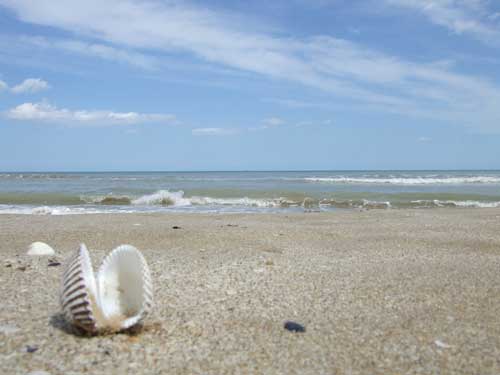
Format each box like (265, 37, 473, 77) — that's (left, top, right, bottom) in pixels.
(60, 244, 153, 334)
(27, 242, 55, 256)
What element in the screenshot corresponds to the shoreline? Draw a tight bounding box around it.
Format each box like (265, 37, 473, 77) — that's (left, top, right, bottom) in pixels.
(1, 208, 500, 374)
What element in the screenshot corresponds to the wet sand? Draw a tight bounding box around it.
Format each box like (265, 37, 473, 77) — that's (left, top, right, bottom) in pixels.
(1, 209, 500, 374)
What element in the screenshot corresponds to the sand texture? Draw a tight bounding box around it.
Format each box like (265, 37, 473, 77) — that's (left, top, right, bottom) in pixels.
(1, 209, 500, 374)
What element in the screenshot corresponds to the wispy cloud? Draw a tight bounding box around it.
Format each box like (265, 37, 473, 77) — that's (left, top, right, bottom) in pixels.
(0, 80, 7, 91)
(191, 127, 237, 136)
(5, 102, 175, 126)
(384, 0, 500, 44)
(22, 36, 158, 70)
(2, 0, 500, 131)
(295, 119, 333, 128)
(11, 78, 50, 94)
(249, 117, 287, 131)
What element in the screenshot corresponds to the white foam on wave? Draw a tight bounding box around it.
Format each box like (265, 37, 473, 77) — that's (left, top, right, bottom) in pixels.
(361, 199, 392, 209)
(0, 204, 136, 215)
(2, 192, 500, 215)
(131, 190, 287, 208)
(0, 205, 77, 215)
(305, 176, 500, 185)
(131, 190, 191, 206)
(434, 200, 500, 208)
(190, 196, 284, 207)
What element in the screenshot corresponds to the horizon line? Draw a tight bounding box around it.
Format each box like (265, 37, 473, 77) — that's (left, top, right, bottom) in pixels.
(1, 169, 500, 173)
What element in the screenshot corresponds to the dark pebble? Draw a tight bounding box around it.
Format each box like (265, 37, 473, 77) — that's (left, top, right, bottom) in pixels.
(17, 266, 27, 271)
(172, 226, 181, 229)
(284, 321, 306, 333)
(48, 261, 61, 267)
(26, 345, 38, 353)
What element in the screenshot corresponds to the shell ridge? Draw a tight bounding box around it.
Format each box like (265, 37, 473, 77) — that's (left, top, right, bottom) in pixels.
(60, 244, 100, 333)
(61, 276, 85, 294)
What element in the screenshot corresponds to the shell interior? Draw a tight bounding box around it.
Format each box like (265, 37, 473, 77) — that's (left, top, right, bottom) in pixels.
(97, 245, 153, 330)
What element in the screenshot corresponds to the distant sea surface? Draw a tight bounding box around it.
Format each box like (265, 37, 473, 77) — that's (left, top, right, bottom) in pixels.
(1, 171, 500, 214)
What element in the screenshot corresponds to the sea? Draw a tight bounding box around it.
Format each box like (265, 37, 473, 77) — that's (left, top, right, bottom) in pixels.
(0, 170, 499, 215)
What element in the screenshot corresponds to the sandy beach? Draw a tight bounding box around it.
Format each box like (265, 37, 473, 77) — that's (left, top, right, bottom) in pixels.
(1, 209, 500, 374)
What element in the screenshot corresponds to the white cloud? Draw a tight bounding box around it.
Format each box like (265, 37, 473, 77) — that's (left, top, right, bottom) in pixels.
(0, 80, 7, 91)
(263, 117, 285, 126)
(191, 127, 237, 136)
(5, 102, 175, 126)
(11, 78, 50, 94)
(384, 0, 500, 43)
(2, 0, 500, 131)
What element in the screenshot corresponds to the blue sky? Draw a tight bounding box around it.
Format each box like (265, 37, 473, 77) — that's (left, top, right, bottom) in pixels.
(0, 0, 499, 171)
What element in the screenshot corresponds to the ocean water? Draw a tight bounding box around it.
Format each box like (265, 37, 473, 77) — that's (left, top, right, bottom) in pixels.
(0, 171, 500, 214)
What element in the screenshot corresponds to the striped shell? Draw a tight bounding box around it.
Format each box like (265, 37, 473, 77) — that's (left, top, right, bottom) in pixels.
(60, 244, 153, 334)
(60, 244, 101, 332)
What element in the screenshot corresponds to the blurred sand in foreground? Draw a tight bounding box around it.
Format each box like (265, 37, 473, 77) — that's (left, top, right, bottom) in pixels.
(1, 209, 500, 374)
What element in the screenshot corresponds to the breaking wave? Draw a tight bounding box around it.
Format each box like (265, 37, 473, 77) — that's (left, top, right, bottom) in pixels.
(81, 196, 133, 205)
(81, 190, 298, 208)
(410, 200, 500, 208)
(1, 189, 500, 215)
(131, 190, 190, 206)
(305, 176, 500, 185)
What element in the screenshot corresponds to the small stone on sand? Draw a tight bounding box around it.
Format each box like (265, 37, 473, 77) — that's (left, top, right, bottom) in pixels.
(26, 345, 39, 353)
(284, 321, 306, 333)
(435, 340, 451, 349)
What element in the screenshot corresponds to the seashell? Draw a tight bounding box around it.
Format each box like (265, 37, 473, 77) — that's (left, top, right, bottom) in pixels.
(60, 244, 153, 334)
(27, 242, 55, 256)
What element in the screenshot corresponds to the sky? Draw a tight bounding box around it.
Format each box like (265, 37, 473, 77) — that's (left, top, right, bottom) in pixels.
(0, 0, 499, 171)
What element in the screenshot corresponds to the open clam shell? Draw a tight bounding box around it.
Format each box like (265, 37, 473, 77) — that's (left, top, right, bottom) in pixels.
(60, 244, 153, 334)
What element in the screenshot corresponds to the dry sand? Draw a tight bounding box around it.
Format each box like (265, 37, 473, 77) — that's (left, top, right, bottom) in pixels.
(1, 209, 500, 374)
